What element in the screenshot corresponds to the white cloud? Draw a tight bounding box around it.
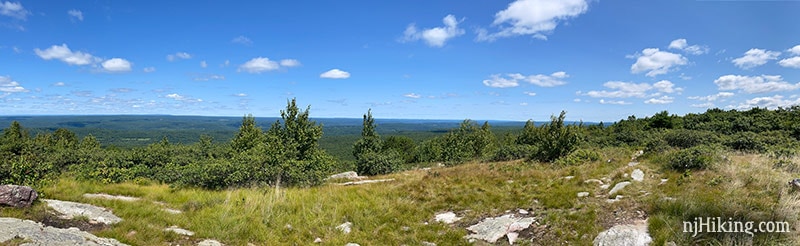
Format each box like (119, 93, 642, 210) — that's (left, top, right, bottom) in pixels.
(200, 61, 207, 68)
(630, 48, 687, 77)
(165, 93, 203, 103)
(527, 71, 568, 87)
(102, 58, 132, 72)
(778, 56, 800, 69)
(0, 1, 28, 20)
(320, 69, 350, 79)
(166, 52, 192, 61)
(403, 93, 421, 99)
(193, 74, 225, 81)
(714, 74, 800, 94)
(584, 82, 652, 98)
(231, 35, 253, 45)
(788, 45, 800, 56)
(52, 82, 66, 87)
(523, 91, 536, 96)
(34, 44, 99, 66)
(731, 48, 780, 69)
(599, 99, 630, 105)
(483, 74, 520, 88)
(583, 80, 683, 103)
(652, 80, 682, 93)
(668, 38, 708, 55)
(166, 93, 184, 100)
(402, 14, 464, 47)
(238, 57, 279, 73)
(143, 67, 156, 73)
(0, 76, 27, 93)
(482, 71, 568, 88)
(520, 102, 528, 106)
(67, 9, 83, 21)
(735, 95, 800, 110)
(689, 92, 735, 101)
(477, 0, 591, 41)
(644, 96, 674, 104)
(691, 102, 715, 108)
(233, 93, 247, 97)
(280, 59, 301, 67)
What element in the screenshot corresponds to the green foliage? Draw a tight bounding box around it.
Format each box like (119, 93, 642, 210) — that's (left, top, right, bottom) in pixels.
(663, 129, 718, 149)
(353, 110, 403, 175)
(231, 114, 265, 153)
(554, 149, 600, 166)
(664, 146, 717, 171)
(382, 136, 416, 163)
(519, 111, 582, 162)
(648, 110, 675, 129)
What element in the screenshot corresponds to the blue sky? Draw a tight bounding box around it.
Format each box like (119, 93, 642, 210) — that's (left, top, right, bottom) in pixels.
(1, 0, 799, 122)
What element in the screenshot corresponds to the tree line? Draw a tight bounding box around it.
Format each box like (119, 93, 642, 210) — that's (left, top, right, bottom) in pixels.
(3, 99, 800, 190)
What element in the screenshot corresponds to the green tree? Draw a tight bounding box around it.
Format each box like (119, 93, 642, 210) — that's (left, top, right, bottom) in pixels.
(354, 109, 402, 175)
(231, 114, 265, 153)
(1, 121, 29, 156)
(518, 111, 582, 162)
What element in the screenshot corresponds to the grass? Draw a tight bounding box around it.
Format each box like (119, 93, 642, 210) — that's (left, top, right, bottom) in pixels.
(2, 147, 799, 245)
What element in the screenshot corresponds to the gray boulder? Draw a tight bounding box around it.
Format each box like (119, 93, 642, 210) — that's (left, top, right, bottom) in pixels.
(0, 185, 38, 208)
(42, 199, 123, 225)
(594, 220, 652, 246)
(0, 217, 128, 246)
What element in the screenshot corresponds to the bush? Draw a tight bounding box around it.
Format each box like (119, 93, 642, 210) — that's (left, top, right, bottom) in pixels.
(725, 131, 765, 152)
(356, 150, 404, 176)
(554, 149, 600, 166)
(519, 111, 582, 163)
(663, 129, 718, 149)
(488, 143, 533, 162)
(665, 146, 717, 171)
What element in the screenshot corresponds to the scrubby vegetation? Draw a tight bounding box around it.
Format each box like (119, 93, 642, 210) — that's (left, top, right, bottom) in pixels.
(4, 103, 800, 244)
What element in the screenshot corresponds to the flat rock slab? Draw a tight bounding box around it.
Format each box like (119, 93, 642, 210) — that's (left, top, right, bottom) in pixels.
(609, 182, 631, 196)
(82, 193, 140, 202)
(164, 226, 195, 236)
(594, 219, 652, 246)
(197, 239, 224, 246)
(336, 222, 352, 234)
(42, 199, 122, 225)
(466, 214, 535, 244)
(328, 171, 362, 180)
(338, 179, 394, 186)
(0, 217, 128, 246)
(434, 212, 462, 224)
(0, 185, 38, 208)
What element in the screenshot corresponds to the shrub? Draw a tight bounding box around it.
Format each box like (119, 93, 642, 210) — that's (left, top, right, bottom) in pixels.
(663, 129, 718, 149)
(356, 150, 404, 176)
(725, 131, 765, 152)
(554, 149, 600, 166)
(665, 146, 717, 171)
(519, 111, 582, 163)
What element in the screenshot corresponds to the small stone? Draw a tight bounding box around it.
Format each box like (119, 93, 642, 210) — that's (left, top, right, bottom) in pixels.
(285, 224, 293, 230)
(401, 226, 411, 231)
(434, 212, 461, 224)
(422, 242, 436, 246)
(631, 169, 644, 182)
(609, 182, 631, 196)
(313, 238, 322, 243)
(577, 192, 590, 198)
(328, 171, 360, 180)
(126, 230, 137, 237)
(660, 179, 668, 185)
(600, 184, 610, 190)
(345, 243, 360, 246)
(337, 222, 352, 234)
(628, 162, 639, 167)
(518, 209, 529, 215)
(564, 176, 575, 180)
(506, 180, 514, 184)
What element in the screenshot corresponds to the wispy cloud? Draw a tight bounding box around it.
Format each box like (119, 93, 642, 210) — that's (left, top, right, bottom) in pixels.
(402, 14, 464, 47)
(67, 9, 83, 21)
(166, 52, 192, 62)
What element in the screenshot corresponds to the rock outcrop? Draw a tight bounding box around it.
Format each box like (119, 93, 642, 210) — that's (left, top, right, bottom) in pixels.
(42, 199, 123, 225)
(0, 217, 128, 246)
(0, 185, 38, 208)
(593, 219, 652, 246)
(465, 214, 535, 244)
